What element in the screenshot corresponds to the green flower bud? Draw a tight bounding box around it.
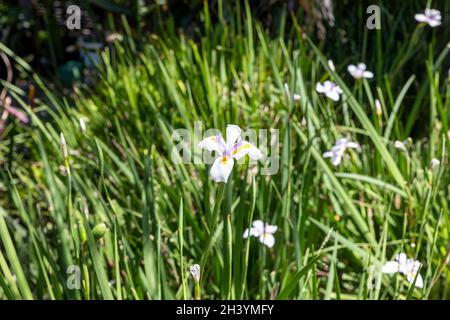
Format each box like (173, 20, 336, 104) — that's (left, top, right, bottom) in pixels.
(78, 221, 87, 245)
(93, 223, 108, 240)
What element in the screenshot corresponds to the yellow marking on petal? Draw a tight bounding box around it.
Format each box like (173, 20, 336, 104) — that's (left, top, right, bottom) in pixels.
(221, 155, 228, 165)
(232, 143, 251, 155)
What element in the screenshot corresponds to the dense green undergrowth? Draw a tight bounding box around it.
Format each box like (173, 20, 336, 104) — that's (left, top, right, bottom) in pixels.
(0, 2, 449, 300)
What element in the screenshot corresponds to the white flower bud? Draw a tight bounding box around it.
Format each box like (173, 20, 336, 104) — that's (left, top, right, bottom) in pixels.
(60, 132, 69, 158)
(190, 264, 200, 282)
(328, 59, 335, 71)
(375, 99, 382, 117)
(79, 118, 87, 132)
(394, 140, 407, 152)
(431, 158, 440, 169)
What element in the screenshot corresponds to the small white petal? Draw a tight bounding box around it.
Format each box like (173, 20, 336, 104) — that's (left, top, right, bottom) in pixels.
(231, 141, 263, 161)
(406, 273, 424, 288)
(415, 14, 427, 22)
(210, 155, 234, 183)
(316, 82, 325, 93)
(382, 261, 400, 274)
(323, 151, 334, 158)
(363, 71, 374, 79)
(345, 141, 360, 150)
(293, 94, 301, 101)
(347, 64, 357, 73)
(244, 227, 261, 238)
(252, 220, 265, 235)
(259, 233, 275, 248)
(425, 9, 441, 19)
(226, 125, 241, 147)
(331, 154, 342, 166)
(264, 224, 278, 234)
(327, 90, 340, 102)
(396, 253, 408, 266)
(414, 274, 424, 288)
(411, 260, 422, 274)
(428, 19, 441, 27)
(198, 135, 226, 153)
(348, 65, 360, 78)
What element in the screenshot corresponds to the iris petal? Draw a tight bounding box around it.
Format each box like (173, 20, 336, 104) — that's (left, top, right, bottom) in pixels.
(226, 125, 241, 147)
(210, 155, 234, 183)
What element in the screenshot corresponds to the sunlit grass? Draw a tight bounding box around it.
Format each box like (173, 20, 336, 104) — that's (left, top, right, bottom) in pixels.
(0, 2, 449, 300)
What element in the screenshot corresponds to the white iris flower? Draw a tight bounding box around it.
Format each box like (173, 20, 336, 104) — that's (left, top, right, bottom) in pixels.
(316, 81, 343, 102)
(415, 9, 441, 27)
(323, 138, 360, 166)
(394, 140, 407, 152)
(189, 264, 201, 282)
(243, 220, 277, 248)
(198, 125, 263, 183)
(382, 253, 424, 288)
(431, 158, 440, 168)
(347, 63, 374, 79)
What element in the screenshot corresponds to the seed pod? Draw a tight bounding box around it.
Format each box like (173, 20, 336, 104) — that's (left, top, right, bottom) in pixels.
(93, 223, 108, 240)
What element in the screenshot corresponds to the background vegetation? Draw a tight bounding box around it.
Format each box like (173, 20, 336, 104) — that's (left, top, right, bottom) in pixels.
(0, 0, 449, 299)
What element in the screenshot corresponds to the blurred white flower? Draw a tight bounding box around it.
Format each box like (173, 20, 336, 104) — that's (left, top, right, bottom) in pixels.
(284, 83, 301, 101)
(316, 81, 343, 101)
(415, 9, 441, 27)
(323, 138, 360, 166)
(375, 99, 382, 116)
(301, 117, 307, 127)
(328, 59, 335, 71)
(382, 253, 423, 288)
(60, 132, 69, 158)
(60, 132, 66, 146)
(79, 118, 87, 132)
(198, 125, 263, 183)
(284, 83, 289, 96)
(106, 32, 123, 43)
(394, 140, 407, 152)
(190, 264, 200, 282)
(347, 63, 374, 79)
(431, 158, 440, 168)
(243, 220, 277, 248)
